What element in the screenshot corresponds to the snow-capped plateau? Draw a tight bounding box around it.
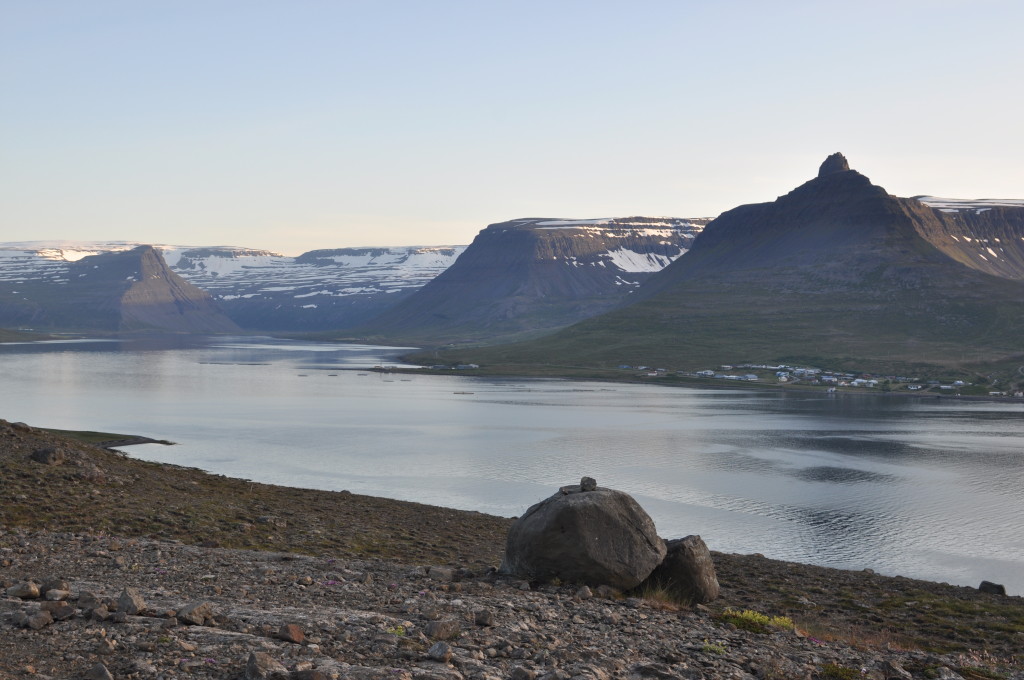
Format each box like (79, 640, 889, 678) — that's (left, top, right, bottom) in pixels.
(0, 242, 466, 331)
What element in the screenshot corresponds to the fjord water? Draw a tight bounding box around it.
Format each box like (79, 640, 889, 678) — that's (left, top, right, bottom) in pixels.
(2, 337, 1022, 594)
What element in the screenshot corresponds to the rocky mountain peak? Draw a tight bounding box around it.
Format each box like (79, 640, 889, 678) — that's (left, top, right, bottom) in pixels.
(818, 152, 851, 177)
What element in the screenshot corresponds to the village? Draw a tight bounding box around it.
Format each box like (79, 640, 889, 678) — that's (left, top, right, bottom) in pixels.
(620, 363, 1024, 397)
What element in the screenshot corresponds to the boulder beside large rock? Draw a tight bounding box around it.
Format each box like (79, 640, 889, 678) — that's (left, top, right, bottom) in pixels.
(640, 534, 720, 604)
(499, 479, 666, 590)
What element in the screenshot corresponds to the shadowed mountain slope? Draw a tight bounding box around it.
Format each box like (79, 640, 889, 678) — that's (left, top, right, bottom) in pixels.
(355, 216, 708, 345)
(0, 246, 239, 333)
(449, 155, 1024, 377)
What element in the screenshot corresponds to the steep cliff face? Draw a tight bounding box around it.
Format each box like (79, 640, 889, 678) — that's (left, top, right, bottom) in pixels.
(459, 155, 1024, 376)
(912, 198, 1024, 281)
(0, 246, 239, 333)
(357, 216, 708, 344)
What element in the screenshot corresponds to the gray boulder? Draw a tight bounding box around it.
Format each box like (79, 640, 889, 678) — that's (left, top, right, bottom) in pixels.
(979, 580, 1006, 596)
(500, 478, 666, 590)
(640, 534, 720, 604)
(30, 447, 65, 465)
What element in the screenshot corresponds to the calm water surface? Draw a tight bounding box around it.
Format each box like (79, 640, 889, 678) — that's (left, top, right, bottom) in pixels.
(1, 336, 1022, 594)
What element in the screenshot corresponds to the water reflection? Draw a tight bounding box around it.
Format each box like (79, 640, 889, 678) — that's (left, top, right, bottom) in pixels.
(0, 339, 1021, 594)
(791, 466, 897, 484)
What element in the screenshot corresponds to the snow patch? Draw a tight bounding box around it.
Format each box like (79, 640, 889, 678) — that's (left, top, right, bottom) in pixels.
(917, 196, 1024, 211)
(605, 247, 684, 273)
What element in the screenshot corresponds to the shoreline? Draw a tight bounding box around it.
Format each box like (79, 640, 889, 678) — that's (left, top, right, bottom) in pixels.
(2, 418, 1023, 678)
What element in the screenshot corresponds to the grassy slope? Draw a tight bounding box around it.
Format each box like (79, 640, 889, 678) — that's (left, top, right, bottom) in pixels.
(0, 328, 52, 342)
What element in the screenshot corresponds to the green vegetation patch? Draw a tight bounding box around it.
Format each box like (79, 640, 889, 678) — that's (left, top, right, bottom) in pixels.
(718, 608, 794, 634)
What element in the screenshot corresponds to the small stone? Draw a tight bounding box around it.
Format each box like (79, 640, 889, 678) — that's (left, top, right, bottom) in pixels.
(474, 609, 494, 627)
(95, 637, 117, 655)
(579, 476, 597, 492)
(428, 641, 453, 662)
(424, 618, 461, 640)
(117, 586, 147, 615)
(293, 672, 331, 680)
(979, 580, 1006, 595)
(30, 446, 64, 465)
(44, 589, 71, 601)
(245, 651, 289, 680)
(511, 667, 537, 680)
(6, 581, 40, 599)
(277, 623, 305, 644)
(176, 601, 214, 625)
(881, 660, 913, 680)
(78, 591, 101, 611)
(39, 601, 76, 620)
(576, 585, 593, 600)
(91, 605, 111, 621)
(40, 578, 69, 596)
(86, 662, 115, 680)
(428, 566, 454, 581)
(25, 610, 54, 630)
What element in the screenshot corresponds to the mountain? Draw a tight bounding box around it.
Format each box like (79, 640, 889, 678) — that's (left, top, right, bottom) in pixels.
(0, 246, 239, 333)
(912, 196, 1024, 281)
(170, 245, 465, 330)
(355, 216, 709, 344)
(451, 155, 1024, 378)
(0, 242, 465, 331)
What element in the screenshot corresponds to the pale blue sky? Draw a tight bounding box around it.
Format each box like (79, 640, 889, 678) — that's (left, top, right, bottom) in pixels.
(2, 1, 1022, 254)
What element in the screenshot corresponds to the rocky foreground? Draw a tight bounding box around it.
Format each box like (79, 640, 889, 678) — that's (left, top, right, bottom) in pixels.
(1, 420, 1022, 680)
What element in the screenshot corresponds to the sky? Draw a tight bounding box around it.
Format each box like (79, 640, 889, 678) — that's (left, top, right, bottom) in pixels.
(2, 1, 1022, 255)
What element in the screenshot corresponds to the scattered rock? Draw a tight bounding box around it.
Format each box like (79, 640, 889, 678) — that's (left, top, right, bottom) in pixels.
(277, 622, 305, 644)
(500, 482, 667, 590)
(6, 581, 40, 599)
(428, 566, 454, 581)
(428, 641, 453, 662)
(510, 667, 536, 680)
(979, 580, 1006, 595)
(30, 446, 65, 465)
(424, 619, 461, 640)
(86, 662, 115, 680)
(176, 600, 214, 625)
(117, 586, 147, 615)
(245, 651, 289, 680)
(40, 600, 76, 620)
(579, 476, 597, 492)
(641, 534, 720, 604)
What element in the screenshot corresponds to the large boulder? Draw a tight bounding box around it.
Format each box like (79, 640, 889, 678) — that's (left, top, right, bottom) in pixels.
(640, 534, 720, 604)
(499, 478, 666, 590)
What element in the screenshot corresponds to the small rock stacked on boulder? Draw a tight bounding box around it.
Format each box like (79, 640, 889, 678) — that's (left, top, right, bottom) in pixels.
(500, 477, 719, 603)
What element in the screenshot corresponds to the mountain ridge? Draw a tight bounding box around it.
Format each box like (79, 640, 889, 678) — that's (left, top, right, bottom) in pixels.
(0, 246, 239, 333)
(443, 155, 1024, 380)
(354, 216, 709, 345)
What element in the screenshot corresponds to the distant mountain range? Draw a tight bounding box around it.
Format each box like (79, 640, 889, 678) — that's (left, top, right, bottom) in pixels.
(0, 242, 465, 332)
(0, 245, 238, 333)
(5, 158, 1024, 382)
(354, 216, 709, 344)
(447, 154, 1024, 379)
(0, 218, 708, 337)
